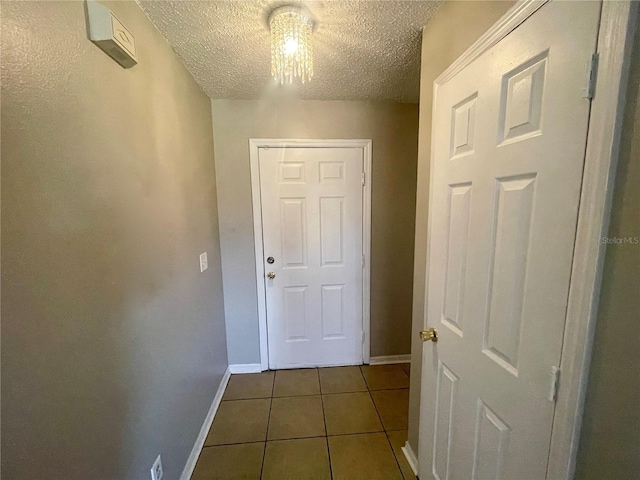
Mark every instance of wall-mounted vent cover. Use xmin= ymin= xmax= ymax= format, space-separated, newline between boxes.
xmin=86 ymin=1 xmax=137 ymax=69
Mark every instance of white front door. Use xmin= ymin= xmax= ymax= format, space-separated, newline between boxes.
xmin=259 ymin=146 xmax=365 ymax=369
xmin=419 ymin=2 xmax=600 ymax=478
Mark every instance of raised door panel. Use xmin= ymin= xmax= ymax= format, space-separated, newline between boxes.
xmin=432 ymin=361 xmax=459 ymax=480
xmin=499 ymin=52 xmax=547 ymax=145
xmin=280 ymin=198 xmax=308 ymax=268
xmin=442 ymin=183 xmax=473 ymax=336
xmin=279 ymin=162 xmax=306 ymax=183
xmin=283 ymin=286 xmax=309 ymax=342
xmin=472 ymin=400 xmax=511 ymax=480
xmin=321 ymin=284 xmax=346 ymax=339
xmin=450 ymin=93 xmax=478 ymax=159
xmin=483 ymin=175 xmax=536 ymax=376
xmin=320 ymin=197 xmax=344 ymax=266
xmin=319 ymin=161 xmax=345 ymax=183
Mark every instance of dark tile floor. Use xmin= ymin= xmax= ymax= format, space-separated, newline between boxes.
xmin=192 ymin=363 xmax=415 ymax=480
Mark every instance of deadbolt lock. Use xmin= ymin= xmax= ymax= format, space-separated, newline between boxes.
xmin=420 ymin=328 xmax=438 ymax=342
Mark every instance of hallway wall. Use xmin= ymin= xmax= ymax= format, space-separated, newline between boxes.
xmin=211 ymin=100 xmax=419 ymax=365
xmin=575 ymin=13 xmax=640 ymax=479
xmin=1 ymin=1 xmax=227 ymax=479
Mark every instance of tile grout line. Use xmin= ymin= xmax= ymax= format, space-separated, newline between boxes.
xmin=272 ymin=392 xmax=336 ymax=399
xmin=358 ymin=364 xmax=372 ymax=390
xmin=201 ymin=429 xmax=413 ymax=449
xmin=318 ymin=368 xmax=334 ymax=480
xmin=384 ymin=429 xmax=413 ymax=480
xmin=364 ymin=387 xmax=410 ymax=393
xmin=362 ymin=365 xmax=407 ymax=479
xmin=258 ymin=371 xmax=277 ymax=479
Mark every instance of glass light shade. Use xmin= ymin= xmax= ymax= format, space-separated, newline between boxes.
xmin=269 ymin=7 xmax=314 ymax=84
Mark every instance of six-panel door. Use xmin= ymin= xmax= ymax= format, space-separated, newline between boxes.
xmin=420 ymin=1 xmax=601 ymax=478
xmin=259 ymin=147 xmax=364 ymax=369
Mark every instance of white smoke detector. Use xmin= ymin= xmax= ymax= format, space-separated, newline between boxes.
xmin=86 ymin=1 xmax=137 ymax=69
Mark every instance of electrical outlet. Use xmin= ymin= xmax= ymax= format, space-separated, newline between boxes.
xmin=150 ymin=454 xmax=163 ymax=480
xmin=200 ymin=252 xmax=208 ymax=273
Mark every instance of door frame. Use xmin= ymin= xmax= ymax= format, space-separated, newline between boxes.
xmin=417 ymin=0 xmax=638 ymax=479
xmin=249 ymin=138 xmax=373 ymax=371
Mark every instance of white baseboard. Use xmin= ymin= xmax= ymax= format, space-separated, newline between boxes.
xmin=228 ymin=363 xmax=263 ymax=374
xmin=369 ymin=354 xmax=411 ymax=365
xmin=180 ymin=367 xmax=231 ymax=480
xmin=401 ymin=441 xmax=419 ymax=477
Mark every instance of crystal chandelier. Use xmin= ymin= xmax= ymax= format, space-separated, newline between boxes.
xmin=269 ymin=6 xmax=314 ymax=84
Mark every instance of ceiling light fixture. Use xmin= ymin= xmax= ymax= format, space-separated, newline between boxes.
xmin=269 ymin=6 xmax=314 ymax=84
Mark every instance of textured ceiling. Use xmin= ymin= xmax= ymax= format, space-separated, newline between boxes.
xmin=139 ymin=1 xmax=442 ymax=102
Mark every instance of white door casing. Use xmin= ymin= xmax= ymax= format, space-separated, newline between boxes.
xmin=253 ymin=141 xmax=371 ymax=369
xmin=418 ymin=1 xmax=601 ymax=479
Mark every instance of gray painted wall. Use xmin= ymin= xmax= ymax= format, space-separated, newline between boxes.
xmin=211 ymin=100 xmax=419 ymax=366
xmin=1 ymin=2 xmax=227 ymax=479
xmin=575 ymin=14 xmax=640 ymax=479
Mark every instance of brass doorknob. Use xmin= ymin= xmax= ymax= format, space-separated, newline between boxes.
xmin=420 ymin=328 xmax=438 ymax=342
xmin=267 ymin=272 xmax=276 ymax=279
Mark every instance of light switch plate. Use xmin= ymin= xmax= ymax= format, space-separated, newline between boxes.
xmin=200 ymin=252 xmax=208 ymax=273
